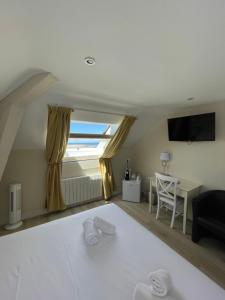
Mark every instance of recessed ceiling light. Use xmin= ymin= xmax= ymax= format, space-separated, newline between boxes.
xmin=187 ymin=97 xmax=195 ymax=101
xmin=84 ymin=57 xmax=96 ymax=66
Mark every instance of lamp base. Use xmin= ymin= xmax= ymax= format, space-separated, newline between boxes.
xmin=161 ymin=161 xmax=168 ymax=174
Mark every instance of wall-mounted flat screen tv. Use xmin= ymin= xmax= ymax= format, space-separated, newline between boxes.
xmin=168 ymin=112 xmax=215 ymax=141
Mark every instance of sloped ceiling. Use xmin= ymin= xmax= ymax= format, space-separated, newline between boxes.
xmin=2 ymin=0 xmax=225 ymax=149
xmin=13 ymin=94 xmax=148 ymax=149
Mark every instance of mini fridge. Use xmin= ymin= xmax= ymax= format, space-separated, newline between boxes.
xmin=122 ymin=180 xmax=141 ymax=203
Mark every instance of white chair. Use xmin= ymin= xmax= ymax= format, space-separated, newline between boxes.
xmin=155 ymin=172 xmax=183 ymax=229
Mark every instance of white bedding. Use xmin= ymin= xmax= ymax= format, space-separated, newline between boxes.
xmin=0 ymin=203 xmax=224 ymax=300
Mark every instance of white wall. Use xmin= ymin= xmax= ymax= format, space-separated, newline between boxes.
xmin=131 ymin=101 xmax=225 ymax=216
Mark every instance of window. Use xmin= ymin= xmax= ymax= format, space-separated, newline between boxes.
xmin=64 ymin=121 xmax=118 ymax=160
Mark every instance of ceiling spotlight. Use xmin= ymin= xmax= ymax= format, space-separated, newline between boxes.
xmin=187 ymin=97 xmax=195 ymax=101
xmin=84 ymin=57 xmax=96 ymax=65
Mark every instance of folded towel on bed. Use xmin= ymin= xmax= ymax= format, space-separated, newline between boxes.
xmin=133 ymin=283 xmax=154 ymax=300
xmin=83 ymin=218 xmax=100 ymax=246
xmin=94 ymin=216 xmax=116 ymax=235
xmin=148 ymin=269 xmax=172 ymax=297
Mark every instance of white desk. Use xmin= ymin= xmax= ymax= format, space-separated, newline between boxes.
xmin=149 ymin=176 xmax=202 ymax=234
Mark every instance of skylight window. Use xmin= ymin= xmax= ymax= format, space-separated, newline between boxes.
xmin=64 ymin=121 xmax=118 ymax=159
xmin=70 ymin=122 xmax=109 ymax=134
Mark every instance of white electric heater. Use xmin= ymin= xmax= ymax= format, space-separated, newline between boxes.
xmin=5 ymin=183 xmax=23 ymax=230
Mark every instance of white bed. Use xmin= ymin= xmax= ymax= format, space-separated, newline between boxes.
xmin=0 ymin=203 xmax=224 ymax=300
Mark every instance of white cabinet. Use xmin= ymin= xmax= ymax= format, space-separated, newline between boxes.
xmin=122 ymin=180 xmax=141 ymax=203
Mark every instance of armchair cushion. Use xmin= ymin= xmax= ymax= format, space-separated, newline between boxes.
xmin=192 ymin=190 xmax=225 ymax=243
xmin=198 ymin=217 xmax=225 ymax=240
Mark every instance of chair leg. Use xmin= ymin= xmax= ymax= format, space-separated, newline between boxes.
xmin=165 ymin=206 xmax=168 ymax=215
xmin=192 ymin=225 xmax=201 ymax=243
xmin=170 ymin=205 xmax=176 ymax=229
xmin=156 ymin=200 xmax=160 ymax=220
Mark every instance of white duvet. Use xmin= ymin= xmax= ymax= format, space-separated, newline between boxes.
xmin=0 ymin=204 xmax=224 ymax=300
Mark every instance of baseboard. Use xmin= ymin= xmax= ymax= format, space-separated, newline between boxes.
xmin=66 ymin=196 xmax=103 ymax=208
xmin=19 ymin=192 xmax=121 ymax=222
xmin=112 ymin=191 xmax=121 ymax=197
xmin=22 ymin=208 xmax=47 ymax=220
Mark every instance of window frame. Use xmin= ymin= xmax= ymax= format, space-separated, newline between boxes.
xmin=69 ymin=133 xmax=113 ymax=139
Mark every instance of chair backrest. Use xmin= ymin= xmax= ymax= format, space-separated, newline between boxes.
xmin=155 ymin=172 xmax=178 ymax=204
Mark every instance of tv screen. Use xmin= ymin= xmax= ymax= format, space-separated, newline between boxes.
xmin=168 ymin=113 xmax=215 ymax=141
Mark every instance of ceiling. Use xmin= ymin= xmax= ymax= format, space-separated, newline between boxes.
xmin=1 ymin=0 xmax=225 ymax=110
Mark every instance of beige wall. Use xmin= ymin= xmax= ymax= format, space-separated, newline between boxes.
xmin=62 ymin=149 xmax=130 ymax=193
xmin=0 ymin=148 xmax=129 ymax=225
xmin=0 ymin=150 xmax=47 ymax=225
xmin=62 ymin=159 xmax=100 ymax=178
xmin=112 ymin=147 xmax=132 ymax=192
xmin=4 ymin=101 xmax=224 ymax=225
xmin=131 ymin=101 xmax=225 ymax=217
xmin=62 ymin=148 xmax=131 ymax=195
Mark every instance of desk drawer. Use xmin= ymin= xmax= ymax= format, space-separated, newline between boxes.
xmin=177 ymin=189 xmax=186 ymax=198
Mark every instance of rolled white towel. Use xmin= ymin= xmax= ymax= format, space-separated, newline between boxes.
xmin=83 ymin=218 xmax=100 ymax=246
xmin=148 ymin=269 xmax=172 ymax=297
xmin=133 ymin=283 xmax=154 ymax=300
xmin=94 ymin=216 xmax=116 ymax=235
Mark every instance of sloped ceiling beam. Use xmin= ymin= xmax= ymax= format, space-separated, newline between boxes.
xmin=0 ymin=72 xmax=57 ymax=181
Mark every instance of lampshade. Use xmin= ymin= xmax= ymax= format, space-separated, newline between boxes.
xmin=160 ymin=152 xmax=170 ymax=161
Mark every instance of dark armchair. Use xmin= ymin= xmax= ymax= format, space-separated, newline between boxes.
xmin=192 ymin=190 xmax=225 ymax=243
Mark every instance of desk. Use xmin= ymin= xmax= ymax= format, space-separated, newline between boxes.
xmin=149 ymin=176 xmax=202 ymax=234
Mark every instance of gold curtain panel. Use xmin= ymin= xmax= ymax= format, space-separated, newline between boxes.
xmin=46 ymin=105 xmax=73 ymax=212
xmin=99 ymin=115 xmax=136 ymax=199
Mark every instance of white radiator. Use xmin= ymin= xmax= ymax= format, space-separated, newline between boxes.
xmin=61 ymin=175 xmax=102 ymax=206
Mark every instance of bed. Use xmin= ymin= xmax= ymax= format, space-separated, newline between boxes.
xmin=0 ymin=203 xmax=224 ymax=300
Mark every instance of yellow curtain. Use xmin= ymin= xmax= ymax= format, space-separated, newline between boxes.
xmin=99 ymin=115 xmax=136 ymax=199
xmin=46 ymin=105 xmax=73 ymax=212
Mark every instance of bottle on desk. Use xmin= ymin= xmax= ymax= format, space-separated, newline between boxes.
xmin=125 ymin=160 xmax=130 ymax=180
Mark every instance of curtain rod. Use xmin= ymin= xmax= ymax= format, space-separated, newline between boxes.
xmin=51 ymin=104 xmax=136 ymax=117
xmin=72 ymin=107 xmax=136 ymax=118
